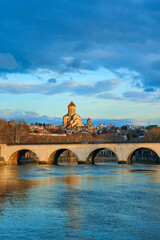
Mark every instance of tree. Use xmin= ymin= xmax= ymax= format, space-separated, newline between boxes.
xmin=121 ymin=125 xmax=127 ymax=130
xmin=7 ymin=120 xmax=30 ymax=144
xmin=144 ymin=127 xmax=160 ymax=142
xmin=0 ymin=119 xmax=9 ymax=143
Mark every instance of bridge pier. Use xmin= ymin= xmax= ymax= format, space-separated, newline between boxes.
xmin=78 ymin=161 xmax=87 ymax=164
xmin=118 ymin=161 xmax=127 ymax=164
xmin=0 ymin=156 xmax=5 ymax=165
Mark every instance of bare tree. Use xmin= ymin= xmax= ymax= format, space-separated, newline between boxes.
xmin=144 ymin=127 xmax=160 ymax=142
xmin=0 ymin=119 xmax=31 ymax=144
xmin=10 ymin=120 xmax=30 ymax=144
xmin=0 ymin=119 xmax=9 ymax=143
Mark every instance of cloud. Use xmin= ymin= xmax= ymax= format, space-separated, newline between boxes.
xmin=0 ymin=79 xmax=120 ymax=96
xmin=0 ymin=109 xmax=38 ymax=119
xmin=63 ymin=57 xmax=74 ymax=63
xmin=0 ymin=0 xmax=160 ymax=91
xmin=48 ymin=78 xmax=57 ymax=83
xmin=0 ymin=77 xmax=159 ymax=103
xmin=97 ymin=92 xmax=123 ymax=100
xmin=144 ymin=87 xmax=155 ymax=92
xmin=37 ymin=68 xmax=50 ymax=73
xmin=0 ymin=53 xmax=19 ymax=70
xmin=0 ymin=109 xmax=61 ymax=124
xmin=70 ymin=78 xmax=121 ymax=96
xmin=123 ymin=90 xmax=160 ymax=102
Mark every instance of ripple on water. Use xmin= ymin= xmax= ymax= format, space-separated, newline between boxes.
xmin=0 ymin=164 xmax=160 ymax=240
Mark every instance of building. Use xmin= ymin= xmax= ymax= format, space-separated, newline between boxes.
xmin=83 ymin=118 xmax=96 ymax=133
xmin=63 ymin=101 xmax=83 ymax=128
xmin=97 ymin=123 xmax=106 ymax=129
xmin=29 ymin=124 xmax=44 ymax=132
xmin=87 ymin=118 xmax=91 ymax=126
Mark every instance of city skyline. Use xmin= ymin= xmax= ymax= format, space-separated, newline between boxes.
xmin=0 ymin=0 xmax=159 ymax=125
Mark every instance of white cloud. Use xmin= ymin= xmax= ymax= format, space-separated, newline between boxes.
xmin=0 ymin=79 xmax=120 ymax=96
xmin=62 ymin=57 xmax=74 ymax=63
xmin=37 ymin=68 xmax=50 ymax=73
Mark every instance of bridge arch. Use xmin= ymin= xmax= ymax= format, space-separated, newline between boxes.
xmin=86 ymin=147 xmax=119 ymax=164
xmin=47 ymin=148 xmax=79 ymax=165
xmin=8 ymin=149 xmax=40 ymax=165
xmin=126 ymin=147 xmax=160 ymax=164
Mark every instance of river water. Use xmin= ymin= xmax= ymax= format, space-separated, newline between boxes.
xmin=0 ymin=163 xmax=160 ymax=240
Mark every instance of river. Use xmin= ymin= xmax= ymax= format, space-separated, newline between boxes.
xmin=0 ymin=163 xmax=160 ymax=239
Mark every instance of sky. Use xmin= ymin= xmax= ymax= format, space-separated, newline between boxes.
xmin=0 ymin=0 xmax=160 ymax=126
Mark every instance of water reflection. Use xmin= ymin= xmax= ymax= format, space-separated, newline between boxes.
xmin=0 ymin=164 xmax=160 ymax=239
xmin=62 ymin=175 xmax=81 ymax=188
xmin=61 ymin=172 xmax=82 ymax=232
xmin=0 ymin=166 xmax=40 ymax=217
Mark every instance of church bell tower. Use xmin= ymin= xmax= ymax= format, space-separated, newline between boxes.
xmin=68 ymin=101 xmax=76 ymax=115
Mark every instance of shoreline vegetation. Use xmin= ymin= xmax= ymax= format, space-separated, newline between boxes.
xmin=0 ymin=119 xmax=160 ymax=145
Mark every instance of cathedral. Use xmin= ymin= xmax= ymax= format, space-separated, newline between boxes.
xmin=63 ymin=101 xmax=83 ymax=128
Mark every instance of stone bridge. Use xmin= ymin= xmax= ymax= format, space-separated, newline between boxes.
xmin=0 ymin=142 xmax=160 ymax=165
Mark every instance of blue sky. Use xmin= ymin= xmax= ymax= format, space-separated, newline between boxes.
xmin=0 ymin=0 xmax=160 ymax=126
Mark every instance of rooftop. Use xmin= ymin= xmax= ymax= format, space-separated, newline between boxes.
xmin=68 ymin=101 xmax=76 ymax=107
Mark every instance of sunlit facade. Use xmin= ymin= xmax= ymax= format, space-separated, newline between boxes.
xmin=63 ymin=101 xmax=83 ymax=128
